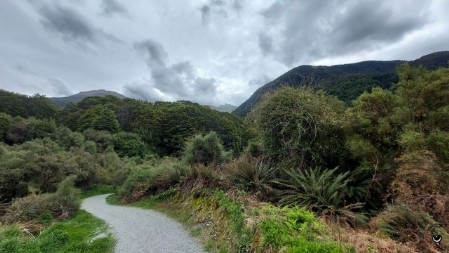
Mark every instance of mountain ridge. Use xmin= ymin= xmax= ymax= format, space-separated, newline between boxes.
xmin=50 ymin=89 xmax=126 ymax=107
xmin=233 ymin=51 xmax=449 ymax=116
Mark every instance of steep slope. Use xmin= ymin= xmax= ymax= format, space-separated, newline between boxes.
xmin=51 ymin=89 xmax=126 ymax=107
xmin=234 ymin=51 xmax=449 ymax=116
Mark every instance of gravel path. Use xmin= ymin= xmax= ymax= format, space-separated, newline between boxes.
xmin=81 ymin=194 xmax=205 ymax=253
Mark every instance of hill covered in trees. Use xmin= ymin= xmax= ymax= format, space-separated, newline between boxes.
xmin=234 ymin=51 xmax=449 ymax=116
xmin=50 ymin=90 xmax=127 ymax=107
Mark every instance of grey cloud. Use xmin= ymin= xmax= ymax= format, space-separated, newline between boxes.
xmin=124 ymin=81 xmax=167 ymax=102
xmin=33 ymin=2 xmax=121 ymax=45
xmin=258 ymin=32 xmax=273 ymax=56
xmin=200 ymin=5 xmax=211 ymax=25
xmin=232 ymin=0 xmax=243 ymax=12
xmin=249 ymin=75 xmax=271 ymax=86
xmin=129 ymin=39 xmax=217 ymax=103
xmin=134 ymin=40 xmax=168 ymax=67
xmin=261 ymin=0 xmax=431 ymax=65
xmin=100 ymin=0 xmax=129 ymax=17
xmin=48 ymin=78 xmax=71 ymax=96
xmin=199 ymin=0 xmax=228 ymax=25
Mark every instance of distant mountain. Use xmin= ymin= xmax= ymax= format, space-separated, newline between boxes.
xmin=209 ymin=104 xmax=237 ymax=113
xmin=51 ymin=89 xmax=126 ymax=107
xmin=233 ymin=51 xmax=449 ymax=116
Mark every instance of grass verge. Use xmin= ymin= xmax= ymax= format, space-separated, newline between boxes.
xmin=109 ymin=188 xmax=354 ymax=253
xmin=0 ymin=210 xmax=115 ymax=253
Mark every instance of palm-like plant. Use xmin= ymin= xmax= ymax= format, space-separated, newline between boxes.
xmin=275 ymin=167 xmax=364 ymax=217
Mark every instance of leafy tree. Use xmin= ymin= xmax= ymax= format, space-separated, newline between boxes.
xmin=82 ymin=128 xmax=113 ymax=152
xmin=0 ymin=112 xmax=12 ymax=142
xmin=113 ymin=132 xmax=148 ymax=158
xmin=27 ymin=118 xmax=56 ymax=140
xmin=78 ymin=105 xmax=120 ymax=133
xmin=0 ymin=90 xmax=58 ymax=119
xmin=343 ymin=87 xmax=401 ymax=168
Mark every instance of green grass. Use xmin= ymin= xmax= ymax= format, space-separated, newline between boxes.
xmin=81 ymin=185 xmax=115 ymax=199
xmin=0 ymin=210 xmax=115 ymax=253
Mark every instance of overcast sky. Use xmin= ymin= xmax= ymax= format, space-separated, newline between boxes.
xmin=0 ymin=0 xmax=448 ymax=106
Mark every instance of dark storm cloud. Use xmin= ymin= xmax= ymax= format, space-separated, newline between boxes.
xmin=258 ymin=32 xmax=273 ymax=56
xmin=100 ymin=0 xmax=129 ymax=17
xmin=32 ymin=2 xmax=121 ymax=45
xmin=126 ymin=39 xmax=217 ymax=102
xmin=260 ymin=0 xmax=432 ymax=65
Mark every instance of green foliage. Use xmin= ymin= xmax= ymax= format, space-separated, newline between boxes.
xmin=0 ymin=210 xmax=114 ymax=253
xmin=2 ymin=176 xmax=81 ymax=223
xmin=377 ymin=204 xmax=448 ymax=251
xmin=287 ymin=240 xmax=352 ymax=253
xmin=275 ymin=167 xmax=365 ymax=218
xmin=0 ymin=90 xmax=58 ymax=119
xmin=118 ymin=158 xmax=185 ymax=202
xmin=112 ymin=132 xmax=148 ymax=158
xmin=251 ymin=87 xmax=347 ymax=169
xmin=0 ymin=113 xmax=12 ymax=142
xmin=258 ymin=204 xmax=351 ymax=252
xmin=225 ymin=156 xmax=276 ymax=197
xmin=343 ymin=87 xmax=400 ymax=167
xmin=78 ymin=106 xmax=120 ymax=133
xmin=82 ymin=129 xmax=113 ymax=152
xmin=83 ymin=140 xmax=97 ymax=154
xmin=184 ymin=131 xmax=230 ymax=166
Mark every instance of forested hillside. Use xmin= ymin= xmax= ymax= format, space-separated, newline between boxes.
xmin=234 ymin=51 xmax=449 ymax=116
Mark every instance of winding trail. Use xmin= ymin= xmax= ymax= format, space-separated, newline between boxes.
xmin=82 ymin=194 xmax=205 ymax=253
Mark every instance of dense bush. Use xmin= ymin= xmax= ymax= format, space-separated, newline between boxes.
xmin=184 ymin=131 xmax=230 ymax=166
xmin=377 ymin=204 xmax=448 ymax=252
xmin=118 ymin=158 xmax=185 ymax=202
xmin=250 ymin=87 xmax=348 ymax=169
xmin=2 ymin=176 xmax=81 ymax=223
xmin=113 ymin=132 xmax=149 ymax=158
xmin=224 ymin=156 xmax=276 ymax=197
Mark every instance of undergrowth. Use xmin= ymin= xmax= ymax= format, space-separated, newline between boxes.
xmin=0 ymin=210 xmax=114 ymax=253
xmin=116 ymin=188 xmax=354 ymax=253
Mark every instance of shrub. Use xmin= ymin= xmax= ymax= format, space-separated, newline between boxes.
xmin=257 ymin=204 xmax=352 ymax=252
xmin=184 ymin=131 xmax=230 ymax=166
xmin=275 ymin=167 xmax=365 ymax=220
xmin=224 ymin=156 xmax=276 ymax=198
xmin=2 ymin=176 xmax=81 ymax=223
xmin=377 ymin=204 xmax=448 ymax=252
xmin=1 ymin=193 xmax=51 ymax=224
xmin=82 ymin=140 xmax=97 ymax=154
xmin=113 ymin=132 xmax=148 ymax=158
xmin=250 ymin=87 xmax=347 ymax=169
xmin=82 ymin=128 xmax=113 ymax=152
xmin=48 ymin=176 xmax=81 ymax=219
xmin=118 ymin=159 xmax=184 ymax=202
